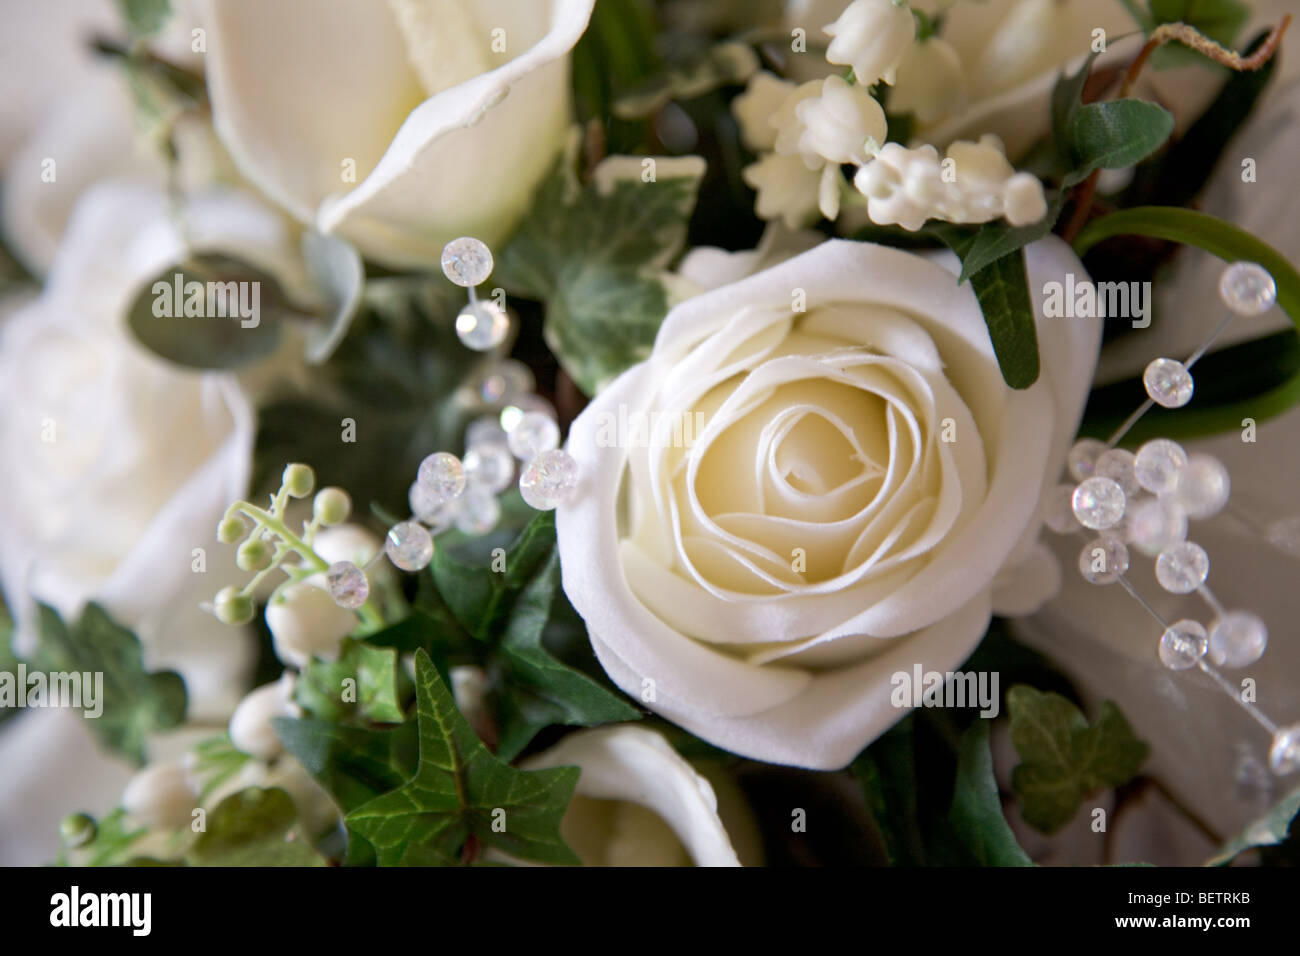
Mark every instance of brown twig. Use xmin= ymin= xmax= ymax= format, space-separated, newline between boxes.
xmin=1121 ymin=15 xmax=1292 ymax=98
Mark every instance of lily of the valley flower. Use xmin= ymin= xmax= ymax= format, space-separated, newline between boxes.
xmin=738 ymin=73 xmax=886 ymax=225
xmin=823 ymin=0 xmax=916 ymax=87
xmin=853 ymin=135 xmax=1047 ymax=231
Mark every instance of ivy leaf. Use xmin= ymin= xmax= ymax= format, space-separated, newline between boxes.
xmin=188 ymin=787 xmax=327 ymax=867
xmin=1008 ymin=686 xmax=1149 ymax=834
xmin=496 ymin=153 xmax=706 ymax=395
xmin=1064 ymin=99 xmax=1175 ymax=187
xmin=345 ymin=651 xmax=580 ymax=866
xmin=295 ymin=640 xmax=408 ymax=724
xmin=34 ymin=602 xmax=187 ymax=766
xmin=943 ymin=720 xmax=1035 ymax=866
xmin=1208 ymin=786 xmax=1300 ymax=865
xmin=274 ymin=717 xmax=419 ymax=865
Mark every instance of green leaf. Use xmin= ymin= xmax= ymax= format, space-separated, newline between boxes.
xmin=944 ymin=721 xmax=1035 ymax=866
xmin=570 ymin=0 xmax=660 ymax=130
xmin=1051 ymin=51 xmax=1101 ymax=161
xmin=1207 ymin=786 xmax=1300 ymax=865
xmin=613 ymin=42 xmax=758 ymax=119
xmin=496 ymin=153 xmax=705 ymax=395
xmin=274 ymin=716 xmax=419 ymax=865
xmin=125 ymin=254 xmax=287 ymax=370
xmin=296 ymin=640 xmax=408 ymax=724
xmin=493 ymin=553 xmax=640 ymax=761
xmin=1075 ymin=207 xmax=1300 ymax=441
xmin=188 ymin=787 xmax=327 ymax=867
xmin=1064 ymin=99 xmax=1175 ymax=186
xmin=117 ymin=0 xmax=171 ymax=36
xmin=1148 ymin=0 xmax=1249 ymax=69
xmin=1008 ymin=686 xmax=1149 ymax=834
xmin=188 ymin=734 xmax=254 ymax=801
xmin=930 ymin=228 xmax=1041 ymax=389
xmin=1118 ymin=0 xmax=1156 ymax=32
xmin=966 ymin=249 xmax=1040 ymax=390
xmin=423 ymin=511 xmax=638 ymax=759
xmin=345 ymin=651 xmax=580 ymax=866
xmin=34 ymin=603 xmax=187 ymax=766
xmin=851 ymin=717 xmax=926 ymax=866
xmin=274 ymin=718 xmax=418 ymax=815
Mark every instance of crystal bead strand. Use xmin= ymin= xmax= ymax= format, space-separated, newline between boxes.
xmin=1049 ymin=262 xmax=1298 ymax=775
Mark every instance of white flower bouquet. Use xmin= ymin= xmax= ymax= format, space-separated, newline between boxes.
xmin=1 ymin=0 xmax=1298 ymax=876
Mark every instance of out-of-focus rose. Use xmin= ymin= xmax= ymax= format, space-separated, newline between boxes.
xmin=0 ymin=182 xmax=308 ymax=717
xmin=198 ymin=0 xmax=596 ymax=268
xmin=557 ymin=238 xmax=1100 ymax=768
xmin=521 ymin=725 xmax=758 ymax=866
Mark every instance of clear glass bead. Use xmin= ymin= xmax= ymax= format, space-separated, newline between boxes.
xmin=454 ymin=484 xmax=501 ymax=536
xmin=1158 ymin=619 xmax=1208 ymax=670
xmin=1078 ymin=537 xmax=1129 ymax=585
xmin=409 ymin=481 xmax=453 ymax=527
xmin=464 ymin=442 xmax=515 ymax=494
xmin=1143 ymin=357 xmax=1194 ymax=408
xmin=1154 ymin=540 xmax=1209 ymax=594
xmin=1133 ymin=438 xmax=1188 ymax=495
xmin=385 ymin=520 xmax=434 ymax=571
xmin=508 ymin=412 xmax=561 ymax=460
xmin=1208 ymin=611 xmax=1268 ymax=668
xmin=326 ymin=561 xmax=369 ymax=609
xmin=1067 ymin=438 xmax=1108 ymax=481
xmin=1071 ymin=476 xmax=1126 ymax=530
xmin=417 ymin=452 xmax=466 ymax=504
xmin=466 ymin=414 xmax=509 ymax=451
xmin=1269 ymin=724 xmax=1300 ymax=775
xmin=477 ymin=359 xmax=535 ymax=405
xmin=440 ymin=237 xmax=493 ymax=287
xmin=1095 ymin=448 xmax=1140 ymax=496
xmin=500 ymin=394 xmax=557 ymax=434
xmin=1042 ymin=483 xmax=1080 ymax=534
xmin=455 ymin=301 xmax=510 ymax=351
xmin=1265 ymin=515 xmax=1300 ymax=557
xmin=1173 ymin=453 xmax=1230 ymax=519
xmin=1126 ymin=495 xmax=1188 ymax=557
xmin=519 ymin=448 xmax=579 ymax=510
xmin=1219 ymin=261 xmax=1277 ymax=316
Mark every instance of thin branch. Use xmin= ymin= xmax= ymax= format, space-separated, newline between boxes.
xmin=1121 ymin=15 xmax=1292 ymax=98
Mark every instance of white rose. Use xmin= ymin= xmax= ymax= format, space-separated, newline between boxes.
xmin=521 ymin=726 xmax=751 ymax=866
xmin=906 ymin=0 xmax=1220 ymax=159
xmin=0 ymin=182 xmax=310 ymax=718
xmin=557 ymin=238 xmax=1100 ymax=768
xmin=198 ymin=0 xmax=596 ymax=268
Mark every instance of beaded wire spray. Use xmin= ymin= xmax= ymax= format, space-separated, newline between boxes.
xmin=1045 ymin=261 xmax=1299 ymax=777
xmin=327 ymin=238 xmax=579 ymax=599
